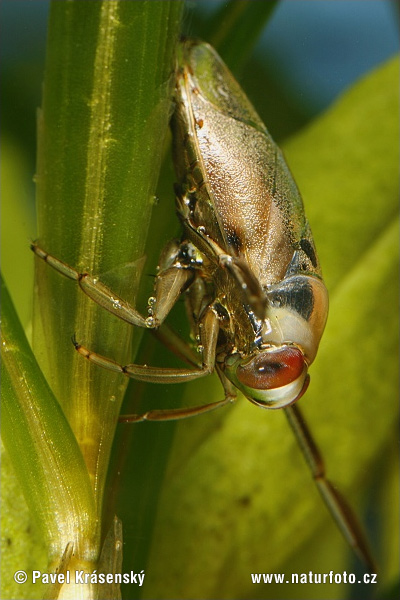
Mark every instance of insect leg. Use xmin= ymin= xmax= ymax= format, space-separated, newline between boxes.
xmin=119 ymin=393 xmax=235 ymax=423
xmin=147 ymin=263 xmax=194 ymax=328
xmin=31 ymin=242 xmax=193 ymax=328
xmin=74 ymin=306 xmax=219 ymax=384
xmin=285 ymin=404 xmax=375 ymax=571
xmin=119 ymin=310 xmax=237 ymax=422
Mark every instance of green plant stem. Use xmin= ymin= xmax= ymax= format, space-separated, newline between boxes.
xmin=33 ymin=1 xmax=183 ymax=533
xmin=1 ymin=275 xmax=96 ymax=568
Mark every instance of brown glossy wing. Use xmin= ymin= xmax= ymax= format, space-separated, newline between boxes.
xmin=173 ymin=41 xmax=317 ymax=287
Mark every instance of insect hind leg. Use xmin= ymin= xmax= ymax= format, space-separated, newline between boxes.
xmin=119 ymin=392 xmax=235 ymax=423
xmin=285 ymin=404 xmax=376 ymax=571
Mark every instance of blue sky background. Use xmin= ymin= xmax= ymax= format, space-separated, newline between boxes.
xmin=257 ymin=0 xmax=399 ymax=113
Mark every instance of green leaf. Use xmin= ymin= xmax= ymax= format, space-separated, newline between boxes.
xmin=138 ymin=58 xmax=398 ymax=600
xmin=1 ymin=275 xmax=96 ymax=589
xmin=0 ymin=138 xmax=35 ymax=328
xmin=0 ymin=441 xmax=47 ymax=600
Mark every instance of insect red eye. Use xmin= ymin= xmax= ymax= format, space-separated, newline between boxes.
xmin=236 ymin=347 xmax=305 ymax=390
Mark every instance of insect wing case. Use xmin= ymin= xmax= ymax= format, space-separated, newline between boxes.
xmin=173 ymin=41 xmax=328 ymax=366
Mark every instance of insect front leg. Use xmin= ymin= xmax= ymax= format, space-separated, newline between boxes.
xmin=31 ymin=241 xmax=193 ymax=329
xmin=285 ymin=404 xmax=375 ymax=571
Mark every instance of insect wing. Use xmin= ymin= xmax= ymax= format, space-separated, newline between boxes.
xmin=174 ymin=41 xmax=319 ymax=287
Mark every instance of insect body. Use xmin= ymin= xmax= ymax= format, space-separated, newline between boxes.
xmin=32 ymin=40 xmax=373 ymax=568
xmin=171 ymin=40 xmax=328 ymax=409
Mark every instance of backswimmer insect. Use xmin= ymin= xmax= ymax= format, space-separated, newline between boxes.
xmin=31 ymin=40 xmax=374 ymax=569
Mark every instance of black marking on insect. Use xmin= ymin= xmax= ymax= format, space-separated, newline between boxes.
xmin=300 ymin=238 xmax=318 ymax=268
xmin=267 ymin=279 xmax=315 ymax=322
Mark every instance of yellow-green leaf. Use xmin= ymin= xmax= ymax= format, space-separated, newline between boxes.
xmin=141 ymin=57 xmax=398 ymax=600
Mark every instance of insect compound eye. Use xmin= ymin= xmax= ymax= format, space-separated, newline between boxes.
xmin=236 ymin=347 xmax=305 ymax=390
